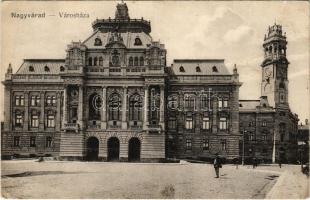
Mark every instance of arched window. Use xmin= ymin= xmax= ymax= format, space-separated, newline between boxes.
xmin=89 ymin=93 xmax=101 ymax=120
xmin=88 ymin=57 xmax=92 ymax=66
xmin=139 ymin=57 xmax=144 ymax=66
xmin=29 ymin=66 xmax=34 ymax=72
xmin=108 ymin=93 xmax=121 ymax=121
xmin=60 ymin=66 xmax=65 ymax=72
xmin=129 ymin=94 xmax=143 ymax=121
xmin=94 ymin=38 xmax=102 ymax=46
xmin=134 ymin=57 xmax=139 ymax=66
xmin=212 ymin=66 xmax=218 ymax=72
xmin=179 ymin=66 xmax=185 ymax=72
xmin=134 ymin=37 xmax=142 ymax=46
xmin=129 ymin=57 xmax=133 ymax=66
xmin=94 ymin=57 xmax=98 ymax=66
xmin=196 ymin=66 xmax=201 ymax=72
xmin=99 ymin=57 xmax=103 ymax=66
xmin=44 ymin=66 xmax=50 ymax=72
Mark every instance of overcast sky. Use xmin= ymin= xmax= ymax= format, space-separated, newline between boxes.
xmin=1 ymin=1 xmax=309 ymax=122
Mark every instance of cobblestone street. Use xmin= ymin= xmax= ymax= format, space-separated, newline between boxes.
xmin=2 ymin=160 xmax=305 ymax=199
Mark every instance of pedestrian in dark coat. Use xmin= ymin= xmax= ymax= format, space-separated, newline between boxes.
xmin=213 ymin=154 xmax=222 ymax=178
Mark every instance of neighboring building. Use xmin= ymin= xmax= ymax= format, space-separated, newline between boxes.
xmin=1 ymin=2 xmax=299 ymax=163
xmin=239 ymin=24 xmax=299 ymax=163
xmin=298 ymin=119 xmax=309 ymax=163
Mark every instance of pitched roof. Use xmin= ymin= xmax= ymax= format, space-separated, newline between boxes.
xmin=171 ymin=59 xmax=230 ymax=75
xmin=16 ymin=59 xmax=65 ymax=75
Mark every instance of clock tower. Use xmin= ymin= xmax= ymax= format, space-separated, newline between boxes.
xmin=261 ymin=23 xmax=289 ymax=109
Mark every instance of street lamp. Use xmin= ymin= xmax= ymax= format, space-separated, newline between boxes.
xmin=242 ymin=130 xmax=247 ymax=165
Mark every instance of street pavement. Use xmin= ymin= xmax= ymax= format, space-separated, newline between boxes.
xmin=1 ymin=160 xmax=308 ymax=199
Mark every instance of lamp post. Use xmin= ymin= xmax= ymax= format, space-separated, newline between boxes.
xmin=242 ymin=130 xmax=247 ymax=165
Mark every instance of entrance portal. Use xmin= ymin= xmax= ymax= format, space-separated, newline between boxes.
xmin=128 ymin=137 xmax=141 ymax=162
xmin=107 ymin=137 xmax=120 ymax=161
xmin=86 ymin=137 xmax=99 ymax=161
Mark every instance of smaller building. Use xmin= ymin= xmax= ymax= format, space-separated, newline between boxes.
xmin=298 ymin=119 xmax=309 ymax=164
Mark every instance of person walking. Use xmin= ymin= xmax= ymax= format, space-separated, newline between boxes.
xmin=213 ymin=153 xmax=222 ymax=178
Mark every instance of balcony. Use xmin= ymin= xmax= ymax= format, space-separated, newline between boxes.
xmin=63 ymin=123 xmax=79 ymax=132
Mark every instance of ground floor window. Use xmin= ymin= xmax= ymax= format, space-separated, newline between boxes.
xmin=221 ymin=140 xmax=227 ymax=151
xmin=13 ymin=136 xmax=20 ymax=147
xmin=202 ymin=139 xmax=209 ymax=150
xmin=30 ymin=136 xmax=36 ymax=147
xmin=186 ymin=139 xmax=192 ymax=150
xmin=46 ymin=137 xmax=52 ymax=148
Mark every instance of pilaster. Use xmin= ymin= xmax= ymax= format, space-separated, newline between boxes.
xmin=101 ymin=86 xmax=107 ymax=129
xmin=23 ymin=91 xmax=29 ymax=131
xmin=121 ymin=86 xmax=128 ymax=129
xmin=143 ymin=85 xmax=149 ymax=129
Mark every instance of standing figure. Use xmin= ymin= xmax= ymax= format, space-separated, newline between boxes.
xmin=213 ymin=153 xmax=222 ymax=178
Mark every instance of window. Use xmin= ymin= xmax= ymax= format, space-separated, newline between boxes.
xmin=60 ymin=66 xmax=65 ymax=72
xmin=52 ymin=96 xmax=56 ymax=105
xmin=109 ymin=93 xmax=121 ymax=121
xmin=184 ymin=95 xmax=195 ymax=109
xmin=31 ymin=96 xmax=40 ymax=106
xmin=46 ymin=137 xmax=52 ymax=148
xmin=202 ymin=117 xmax=210 ymax=130
xmin=129 ymin=94 xmax=143 ymax=121
xmin=168 ymin=95 xmax=178 ymax=110
xmin=15 ymin=111 xmax=23 ymax=127
xmin=249 ymin=133 xmax=254 ymax=141
xmin=94 ymin=57 xmax=98 ymax=66
xmin=262 ymin=134 xmax=267 ymax=141
xmin=30 ymin=136 xmax=36 ymax=147
xmin=185 ymin=116 xmax=193 ymax=130
xmin=44 ymin=66 xmax=50 ymax=72
xmin=196 ymin=66 xmax=201 ymax=72
xmin=262 ymin=121 xmax=267 ymax=127
xmin=200 ymin=95 xmax=209 ymax=110
xmin=134 ymin=37 xmax=142 ymax=46
xmin=99 ymin=57 xmax=103 ymax=66
xmin=29 ymin=66 xmax=34 ymax=72
xmin=212 ymin=66 xmax=218 ymax=72
xmin=47 ymin=111 xmax=55 ymax=128
xmin=223 ymin=99 xmax=228 ymax=108
xmin=179 ymin=66 xmax=185 ymax=72
xmin=15 ymin=95 xmax=24 ymax=106
xmin=280 ymin=93 xmax=285 ymax=103
xmin=202 ymin=139 xmax=209 ymax=150
xmin=88 ymin=57 xmax=92 ymax=66
xmin=186 ymin=139 xmax=192 ymax=150
xmin=219 ymin=117 xmax=227 ymax=130
xmin=13 ymin=136 xmax=20 ymax=147
xmin=218 ymin=99 xmax=228 ymax=109
xmin=128 ymin=57 xmax=133 ymax=66
xmin=31 ymin=111 xmax=39 ymax=128
xmin=94 ymin=38 xmax=102 ymax=46
xmin=139 ymin=57 xmax=144 ymax=66
xmin=168 ymin=118 xmax=176 ymax=129
xmin=280 ymin=134 xmax=285 ymax=142
xmin=134 ymin=57 xmax=138 ymax=66
xmin=221 ymin=140 xmax=226 ymax=150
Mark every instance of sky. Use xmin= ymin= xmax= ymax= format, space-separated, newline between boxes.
xmin=1 ymin=1 xmax=309 ymax=123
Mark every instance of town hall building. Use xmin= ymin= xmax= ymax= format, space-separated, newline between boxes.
xmin=1 ymin=2 xmax=299 ymax=163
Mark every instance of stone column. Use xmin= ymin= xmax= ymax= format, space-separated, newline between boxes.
xmin=62 ymin=86 xmax=68 ymax=127
xmin=23 ymin=91 xmax=29 ymax=131
xmin=159 ymin=85 xmax=165 ymax=129
xmin=121 ymin=86 xmax=128 ymax=129
xmin=101 ymin=87 xmax=107 ymax=129
xmin=78 ymin=85 xmax=83 ymax=130
xmin=56 ymin=91 xmax=61 ymax=131
xmin=3 ymin=86 xmax=12 ymax=131
xmin=39 ymin=91 xmax=45 ymax=130
xmin=143 ymin=85 xmax=149 ymax=130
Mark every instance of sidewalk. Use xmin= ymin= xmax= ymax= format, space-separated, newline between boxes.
xmin=265 ymin=169 xmax=309 ymax=199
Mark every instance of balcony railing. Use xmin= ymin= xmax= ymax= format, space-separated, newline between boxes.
xmin=63 ymin=123 xmax=79 ymax=132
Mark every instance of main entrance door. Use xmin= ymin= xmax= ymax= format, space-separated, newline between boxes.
xmin=86 ymin=137 xmax=99 ymax=161
xmin=128 ymin=137 xmax=141 ymax=162
xmin=107 ymin=137 xmax=120 ymax=161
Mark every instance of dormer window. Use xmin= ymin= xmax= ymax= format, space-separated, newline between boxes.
xmin=94 ymin=38 xmax=102 ymax=46
xmin=60 ymin=66 xmax=65 ymax=72
xmin=29 ymin=66 xmax=34 ymax=72
xmin=212 ymin=66 xmax=218 ymax=72
xmin=44 ymin=66 xmax=50 ymax=72
xmin=179 ymin=66 xmax=185 ymax=72
xmin=134 ymin=37 xmax=142 ymax=46
xmin=196 ymin=66 xmax=201 ymax=72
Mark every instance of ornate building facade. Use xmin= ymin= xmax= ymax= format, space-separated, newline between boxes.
xmin=1 ymin=3 xmax=299 ymax=163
